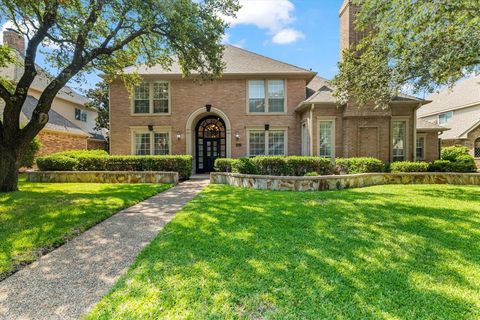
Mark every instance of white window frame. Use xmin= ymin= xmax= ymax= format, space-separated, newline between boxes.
xmin=131 ymin=81 xmax=171 ymax=115
xmin=301 ymin=121 xmax=308 ymax=156
xmin=317 ymin=117 xmax=336 ymax=159
xmin=130 ymin=126 xmax=172 ymax=155
xmin=438 ymin=111 xmax=453 ymax=125
xmin=246 ymin=127 xmax=288 ymax=157
xmin=246 ymin=79 xmax=287 ymax=114
xmin=391 ymin=118 xmax=409 ymax=162
xmin=416 ymin=134 xmax=426 ymax=161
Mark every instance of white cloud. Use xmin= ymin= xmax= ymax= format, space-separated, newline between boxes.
xmin=223 ymin=0 xmax=304 ymax=45
xmin=272 ymin=28 xmax=304 ymax=44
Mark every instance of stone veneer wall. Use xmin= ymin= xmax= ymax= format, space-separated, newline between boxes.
xmin=211 ymin=172 xmax=480 ymax=192
xmin=27 ymin=171 xmax=178 ymax=184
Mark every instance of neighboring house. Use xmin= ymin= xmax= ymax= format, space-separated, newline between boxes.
xmin=417 ymin=75 xmax=480 ymax=166
xmin=0 ymin=30 xmax=106 ymax=155
xmin=108 ymin=0 xmax=443 ymax=173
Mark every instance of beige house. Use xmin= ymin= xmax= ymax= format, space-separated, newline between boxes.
xmin=418 ymin=75 xmax=480 ymax=166
xmin=1 ymin=30 xmax=106 ymax=155
xmin=109 ymin=0 xmax=443 ymax=172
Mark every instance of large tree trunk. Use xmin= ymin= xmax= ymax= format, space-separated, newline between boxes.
xmin=0 ymin=145 xmax=20 ymax=192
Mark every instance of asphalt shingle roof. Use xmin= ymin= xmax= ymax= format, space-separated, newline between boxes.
xmin=416 ymin=118 xmax=449 ymax=131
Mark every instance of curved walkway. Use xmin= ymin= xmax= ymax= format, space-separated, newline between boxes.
xmin=0 ymin=176 xmax=209 ymax=320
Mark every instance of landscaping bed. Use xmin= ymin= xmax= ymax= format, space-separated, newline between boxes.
xmin=87 ymin=184 xmax=480 ymax=319
xmin=0 ymin=175 xmax=170 ymax=280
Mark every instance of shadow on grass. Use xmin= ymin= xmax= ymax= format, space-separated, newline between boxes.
xmin=89 ymin=184 xmax=480 ymax=319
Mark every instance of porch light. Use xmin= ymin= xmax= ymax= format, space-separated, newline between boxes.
xmin=176 ymin=131 xmax=181 ymax=140
xmin=235 ymin=131 xmax=240 ymax=140
xmin=205 ymin=104 xmax=212 ymax=112
xmin=148 ymin=124 xmax=154 ymax=131
xmin=264 ymin=124 xmax=270 ymax=131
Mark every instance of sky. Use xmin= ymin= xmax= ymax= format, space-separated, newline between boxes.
xmin=0 ymin=0 xmax=344 ymax=94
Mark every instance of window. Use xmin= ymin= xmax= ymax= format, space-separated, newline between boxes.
xmin=133 ymin=131 xmax=170 ymax=155
xmin=392 ymin=120 xmax=407 ymax=161
xmin=75 ymin=108 xmax=87 ymax=122
xmin=475 ymin=138 xmax=480 ymax=158
xmin=438 ymin=111 xmax=453 ymax=125
xmin=81 ymin=112 xmax=87 ymax=122
xmin=248 ymin=80 xmax=285 ymax=113
xmin=248 ymin=130 xmax=286 ymax=156
xmin=416 ymin=135 xmax=426 ymax=160
xmin=133 ymin=81 xmax=170 ymax=114
xmin=318 ymin=120 xmax=335 ymax=158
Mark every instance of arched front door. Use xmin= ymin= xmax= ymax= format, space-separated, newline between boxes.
xmin=195 ymin=116 xmax=226 ymax=173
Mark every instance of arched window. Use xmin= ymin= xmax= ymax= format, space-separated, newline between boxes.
xmin=475 ymin=138 xmax=480 ymax=158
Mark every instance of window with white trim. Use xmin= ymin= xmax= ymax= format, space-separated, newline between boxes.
xmin=475 ymin=138 xmax=480 ymax=158
xmin=248 ymin=130 xmax=286 ymax=156
xmin=416 ymin=136 xmax=426 ymax=160
xmin=392 ymin=120 xmax=407 ymax=161
xmin=133 ymin=131 xmax=170 ymax=155
xmin=438 ymin=111 xmax=453 ymax=125
xmin=75 ymin=108 xmax=87 ymax=122
xmin=133 ymin=81 xmax=170 ymax=114
xmin=318 ymin=120 xmax=334 ymax=158
xmin=248 ymin=80 xmax=285 ymax=113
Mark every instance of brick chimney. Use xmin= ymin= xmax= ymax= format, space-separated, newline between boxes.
xmin=3 ymin=29 xmax=25 ymax=55
xmin=339 ymin=0 xmax=362 ymax=56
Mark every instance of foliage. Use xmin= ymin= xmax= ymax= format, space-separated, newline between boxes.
xmin=251 ymin=156 xmax=289 ymax=176
xmin=36 ymin=152 xmax=193 ymax=180
xmin=20 ymin=137 xmax=41 ymax=168
xmin=332 ymin=0 xmax=480 ymax=107
xmin=335 ymin=157 xmax=384 ymax=174
xmin=390 ymin=161 xmax=429 ymax=173
xmin=441 ymin=146 xmax=471 ymax=162
xmin=304 ymin=171 xmax=320 ymax=177
xmin=285 ymin=156 xmax=334 ymax=176
xmin=0 ymin=176 xmax=169 ymax=279
xmin=87 ymin=184 xmax=480 ymax=319
xmin=214 ymin=158 xmax=236 ymax=173
xmin=85 ymin=80 xmax=109 ymax=132
xmin=231 ymin=158 xmax=257 ymax=175
xmin=429 ymin=146 xmax=478 ymax=172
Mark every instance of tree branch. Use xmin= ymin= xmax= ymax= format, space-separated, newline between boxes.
xmin=0 ymin=82 xmax=11 ymax=101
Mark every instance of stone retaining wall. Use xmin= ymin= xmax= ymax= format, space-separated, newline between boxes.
xmin=210 ymin=172 xmax=480 ymax=192
xmin=27 ymin=171 xmax=178 ymax=184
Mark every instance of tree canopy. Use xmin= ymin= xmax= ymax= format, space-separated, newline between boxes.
xmin=332 ymin=0 xmax=480 ymax=107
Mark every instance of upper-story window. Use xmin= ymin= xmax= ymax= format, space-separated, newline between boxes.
xmin=248 ymin=80 xmax=285 ymax=113
xmin=438 ymin=111 xmax=453 ymax=125
xmin=75 ymin=108 xmax=87 ymax=122
xmin=133 ymin=81 xmax=170 ymax=114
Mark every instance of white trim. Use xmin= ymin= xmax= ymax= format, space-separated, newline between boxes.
xmin=130 ymin=127 xmax=172 ymax=155
xmin=437 ymin=111 xmax=453 ymax=125
xmin=131 ymin=81 xmax=171 ymax=116
xmin=391 ymin=117 xmax=410 ymax=162
xmin=246 ymin=127 xmax=288 ymax=157
xmin=246 ymin=79 xmax=288 ymax=115
xmin=317 ymin=117 xmax=336 ymax=159
xmin=301 ymin=120 xmax=308 ymax=156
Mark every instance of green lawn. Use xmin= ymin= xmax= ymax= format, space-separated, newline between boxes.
xmin=0 ymin=176 xmax=169 ymax=279
xmin=88 ymin=184 xmax=480 ymax=319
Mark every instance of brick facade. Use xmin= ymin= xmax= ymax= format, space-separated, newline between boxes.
xmin=442 ymin=124 xmax=480 ymax=167
xmin=37 ymin=130 xmax=88 ymax=156
xmin=87 ymin=139 xmax=107 ymax=151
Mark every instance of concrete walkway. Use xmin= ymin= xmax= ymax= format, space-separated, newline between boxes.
xmin=0 ymin=177 xmax=209 ymax=320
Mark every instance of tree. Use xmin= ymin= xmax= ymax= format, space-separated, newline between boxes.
xmin=332 ymin=0 xmax=480 ymax=107
xmin=0 ymin=0 xmax=239 ymax=192
xmin=85 ymin=80 xmax=109 ymax=133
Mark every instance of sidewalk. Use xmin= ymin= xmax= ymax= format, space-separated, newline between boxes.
xmin=0 ymin=177 xmax=209 ymax=320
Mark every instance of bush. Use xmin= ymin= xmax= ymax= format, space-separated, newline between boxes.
xmin=335 ymin=157 xmax=384 ymax=174
xmin=286 ymin=156 xmax=335 ymax=176
xmin=232 ymin=158 xmax=257 ymax=174
xmin=251 ymin=156 xmax=289 ymax=175
xmin=37 ymin=155 xmax=79 ymax=171
xmin=20 ymin=138 xmax=42 ymax=168
xmin=55 ymin=149 xmax=109 ymax=158
xmin=429 ymin=160 xmax=452 ymax=172
xmin=441 ymin=146 xmax=470 ymax=162
xmin=390 ymin=161 xmax=429 ymax=173
xmin=429 ymin=145 xmax=477 ymax=173
xmin=75 ymin=156 xmax=108 ymax=171
xmin=214 ymin=158 xmax=237 ymax=172
xmin=304 ymin=172 xmax=319 ymax=177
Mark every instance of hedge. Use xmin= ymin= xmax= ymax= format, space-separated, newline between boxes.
xmin=286 ymin=156 xmax=334 ymax=176
xmin=390 ymin=161 xmax=429 ymax=173
xmin=36 ymin=152 xmax=193 ymax=180
xmin=214 ymin=158 xmax=237 ymax=173
xmin=232 ymin=158 xmax=257 ymax=174
xmin=429 ymin=145 xmax=478 ymax=173
xmin=335 ymin=157 xmax=384 ymax=174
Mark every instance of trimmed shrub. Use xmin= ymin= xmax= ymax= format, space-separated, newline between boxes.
xmin=286 ymin=156 xmax=334 ymax=176
xmin=214 ymin=158 xmax=237 ymax=172
xmin=37 ymin=155 xmax=79 ymax=171
xmin=453 ymin=155 xmax=477 ymax=172
xmin=75 ymin=156 xmax=108 ymax=171
xmin=55 ymin=149 xmax=109 ymax=158
xmin=441 ymin=146 xmax=470 ymax=162
xmin=335 ymin=157 xmax=384 ymax=174
xmin=20 ymin=137 xmax=41 ymax=168
xmin=390 ymin=161 xmax=429 ymax=173
xmin=251 ymin=156 xmax=289 ymax=176
xmin=232 ymin=158 xmax=257 ymax=174
xmin=304 ymin=172 xmax=319 ymax=177
xmin=429 ymin=145 xmax=477 ymax=173
xmin=429 ymin=160 xmax=452 ymax=172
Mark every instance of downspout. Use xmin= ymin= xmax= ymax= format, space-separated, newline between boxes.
xmin=309 ymin=104 xmax=314 ymax=156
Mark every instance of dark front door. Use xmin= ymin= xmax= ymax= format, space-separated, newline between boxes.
xmin=195 ymin=116 xmax=226 ymax=173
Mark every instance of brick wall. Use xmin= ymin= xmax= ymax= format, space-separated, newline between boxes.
xmin=87 ymin=139 xmax=107 ymax=151
xmin=37 ymin=130 xmax=88 ymax=156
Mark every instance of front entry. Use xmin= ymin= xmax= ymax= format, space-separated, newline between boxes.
xmin=195 ymin=116 xmax=226 ymax=173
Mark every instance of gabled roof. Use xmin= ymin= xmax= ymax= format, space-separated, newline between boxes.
xmin=416 ymin=118 xmax=449 ymax=132
xmin=417 ymin=75 xmax=480 ymax=117
xmin=435 ymin=113 xmax=480 ymax=140
xmin=122 ymin=45 xmax=316 ymax=80
xmin=0 ymin=95 xmax=89 ymax=137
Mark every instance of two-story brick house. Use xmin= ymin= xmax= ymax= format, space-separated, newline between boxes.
xmin=109 ymin=0 xmax=443 ymax=173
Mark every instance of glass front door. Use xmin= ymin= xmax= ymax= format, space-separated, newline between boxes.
xmin=195 ymin=116 xmax=226 ymax=173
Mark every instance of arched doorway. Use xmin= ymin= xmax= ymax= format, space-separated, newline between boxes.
xmin=195 ymin=116 xmax=226 ymax=173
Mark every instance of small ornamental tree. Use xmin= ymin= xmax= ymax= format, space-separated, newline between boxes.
xmin=0 ymin=0 xmax=239 ymax=191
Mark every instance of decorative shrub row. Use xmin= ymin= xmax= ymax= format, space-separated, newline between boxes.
xmin=335 ymin=157 xmax=384 ymax=174
xmin=431 ymin=146 xmax=477 ymax=173
xmin=36 ymin=151 xmax=193 ymax=180
xmin=390 ymin=161 xmax=429 ymax=173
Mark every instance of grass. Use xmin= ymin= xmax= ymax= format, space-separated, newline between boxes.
xmin=0 ymin=175 xmax=170 ymax=279
xmin=87 ymin=184 xmax=480 ymax=320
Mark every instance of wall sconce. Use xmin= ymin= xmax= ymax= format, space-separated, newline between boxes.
xmin=205 ymin=104 xmax=212 ymax=112
xmin=148 ymin=124 xmax=154 ymax=131
xmin=264 ymin=124 xmax=270 ymax=131
xmin=176 ymin=131 xmax=181 ymax=140
xmin=235 ymin=131 xmax=240 ymax=140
